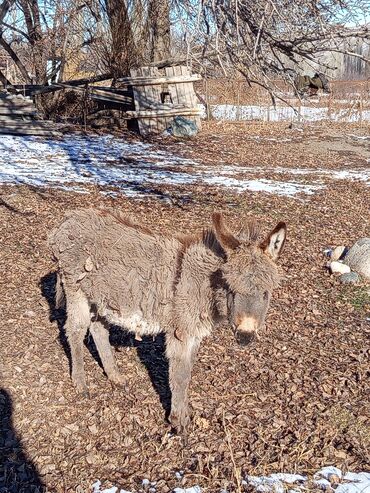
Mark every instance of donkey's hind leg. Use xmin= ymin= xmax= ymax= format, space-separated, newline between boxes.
xmin=89 ymin=319 xmax=124 ymax=386
xmin=64 ymin=289 xmax=90 ymax=396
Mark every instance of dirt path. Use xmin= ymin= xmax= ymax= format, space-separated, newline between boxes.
xmin=0 ymin=122 xmax=369 ymax=493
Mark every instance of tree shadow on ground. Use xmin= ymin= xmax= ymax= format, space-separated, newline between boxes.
xmin=40 ymin=271 xmax=171 ymax=419
xmin=0 ymin=389 xmax=45 ymax=493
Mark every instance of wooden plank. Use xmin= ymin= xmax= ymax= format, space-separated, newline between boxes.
xmin=0 ymin=96 xmax=33 ymax=103
xmin=116 ymin=74 xmax=201 ymax=86
xmin=130 ymin=67 xmax=145 ymax=135
xmin=126 ymin=107 xmax=202 ymax=118
xmin=0 ymin=105 xmax=36 ymax=112
xmin=0 ymin=127 xmax=60 ymax=136
xmin=127 ymin=102 xmax=187 ymax=111
xmin=8 ymin=85 xmax=62 ymax=96
xmin=0 ymin=115 xmax=34 ymax=121
xmin=147 ymin=67 xmax=166 ymax=133
xmin=144 ymin=67 xmax=156 ymax=134
xmin=57 ymin=84 xmax=133 ymax=105
xmin=0 ymin=120 xmax=56 ymax=128
xmin=0 ymin=98 xmax=34 ymax=104
xmin=130 ymin=66 xmax=164 ymax=136
xmin=164 ymin=66 xmax=176 ymax=131
xmin=172 ymin=65 xmax=201 ymax=129
xmin=86 ymin=87 xmax=131 ymax=95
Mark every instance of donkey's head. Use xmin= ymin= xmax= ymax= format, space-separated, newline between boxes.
xmin=212 ymin=213 xmax=286 ymax=345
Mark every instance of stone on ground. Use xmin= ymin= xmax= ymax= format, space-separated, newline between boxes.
xmin=344 ymin=238 xmax=370 ymax=279
xmin=330 ymin=261 xmax=351 ymax=275
xmin=339 ymin=272 xmax=360 ymax=284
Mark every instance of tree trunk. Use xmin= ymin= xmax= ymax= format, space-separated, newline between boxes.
xmin=104 ymin=0 xmax=139 ymax=77
xmin=19 ymin=0 xmax=47 ymax=84
xmin=148 ymin=0 xmax=171 ymax=62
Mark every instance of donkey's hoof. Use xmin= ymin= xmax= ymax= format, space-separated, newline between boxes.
xmin=169 ymin=410 xmax=190 ymax=434
xmin=77 ymin=389 xmax=90 ymax=399
xmin=74 ymin=383 xmax=89 ymax=398
xmin=108 ymin=372 xmax=125 ymax=386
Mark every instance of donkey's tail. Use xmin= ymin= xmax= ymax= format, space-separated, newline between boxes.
xmin=55 ymin=272 xmax=66 ymax=309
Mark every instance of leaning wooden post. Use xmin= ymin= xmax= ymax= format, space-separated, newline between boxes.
xmin=205 ymin=75 xmax=211 ymax=121
xmin=236 ymin=80 xmax=241 ymax=121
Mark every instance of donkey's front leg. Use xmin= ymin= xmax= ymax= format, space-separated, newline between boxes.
xmin=166 ymin=333 xmax=200 ymax=433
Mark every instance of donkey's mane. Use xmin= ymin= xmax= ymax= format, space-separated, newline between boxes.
xmin=177 ymin=229 xmax=226 ymax=259
xmin=238 ymin=220 xmax=261 ymax=244
xmin=98 ymin=209 xmax=154 ymax=237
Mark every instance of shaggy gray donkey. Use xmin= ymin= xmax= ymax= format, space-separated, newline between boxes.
xmin=49 ymin=209 xmax=286 ymax=432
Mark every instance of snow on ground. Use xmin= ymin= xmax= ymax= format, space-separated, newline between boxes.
xmin=0 ymin=134 xmax=368 ymax=200
xmin=91 ymin=468 xmax=370 ymax=493
xmin=214 ymin=165 xmax=370 ymax=182
xmin=206 ymin=104 xmax=370 ymax=122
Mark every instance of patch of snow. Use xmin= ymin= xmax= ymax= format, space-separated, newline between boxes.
xmin=336 ymin=481 xmax=370 ymax=493
xmin=244 ymin=468 xmax=370 ymax=493
xmin=213 ymin=165 xmax=370 ymax=183
xmin=315 ymin=466 xmax=343 ymax=480
xmin=203 ymin=175 xmax=322 ymax=195
xmin=0 ymin=134 xmax=323 ymax=198
xmin=173 ymin=487 xmax=202 ymax=493
xmin=269 ymin=474 xmax=307 ymax=483
xmin=243 ymin=475 xmax=285 ymax=493
xmin=314 ymin=479 xmax=332 ymax=490
xmin=91 ymin=468 xmax=370 ymax=493
xmin=343 ymin=473 xmax=370 ymax=483
xmin=92 ymin=480 xmax=102 ymax=492
xmin=1 ymin=134 xmax=368 ymax=203
xmin=348 ymin=135 xmax=370 ymax=140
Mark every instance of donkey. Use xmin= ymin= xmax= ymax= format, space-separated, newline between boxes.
xmin=49 ymin=209 xmax=286 ymax=432
xmin=294 ymin=72 xmax=331 ymax=97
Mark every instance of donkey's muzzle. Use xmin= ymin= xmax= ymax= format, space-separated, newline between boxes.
xmin=236 ymin=330 xmax=256 ymax=346
xmin=235 ymin=316 xmax=258 ymax=346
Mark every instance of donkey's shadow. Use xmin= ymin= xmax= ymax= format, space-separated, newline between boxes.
xmin=40 ymin=272 xmax=171 ymax=418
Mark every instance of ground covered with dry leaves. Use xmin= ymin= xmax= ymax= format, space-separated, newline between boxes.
xmin=0 ymin=121 xmax=369 ymax=493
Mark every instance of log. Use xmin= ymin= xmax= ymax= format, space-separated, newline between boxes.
xmin=8 ymin=84 xmax=62 ymax=96
xmin=7 ymin=73 xmax=112 ymax=96
xmin=55 ymin=83 xmax=133 ymax=105
xmin=116 ymin=74 xmax=201 ymax=86
xmin=61 ymin=73 xmax=112 ymax=86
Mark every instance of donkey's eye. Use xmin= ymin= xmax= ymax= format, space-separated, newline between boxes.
xmin=263 ymin=291 xmax=269 ymax=300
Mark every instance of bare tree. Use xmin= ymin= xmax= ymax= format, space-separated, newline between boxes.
xmin=1 ymin=0 xmax=369 ymax=93
xmin=171 ymin=0 xmax=370 ymax=100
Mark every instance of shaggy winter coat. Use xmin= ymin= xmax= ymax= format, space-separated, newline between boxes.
xmin=49 ymin=208 xmax=286 ymax=432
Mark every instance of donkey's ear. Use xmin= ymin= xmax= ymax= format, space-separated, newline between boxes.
xmin=260 ymin=222 xmax=286 ymax=260
xmin=212 ymin=212 xmax=240 ymax=251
